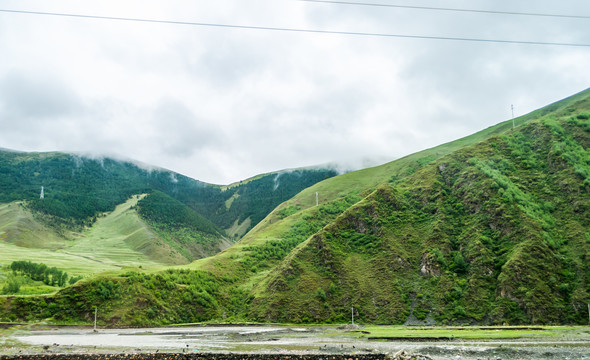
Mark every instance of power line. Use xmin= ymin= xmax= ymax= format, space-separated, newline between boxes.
xmin=0 ymin=8 xmax=589 ymax=47
xmin=296 ymin=0 xmax=590 ymax=20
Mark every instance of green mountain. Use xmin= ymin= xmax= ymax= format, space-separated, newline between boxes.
xmin=0 ymin=151 xmax=337 ymax=273
xmin=251 ymin=113 xmax=590 ymax=324
xmin=180 ymin=87 xmax=589 ymax=325
xmin=243 ymin=89 xmax=590 ymax=325
xmin=1 ymin=88 xmax=589 ymax=325
xmin=0 ymin=151 xmax=336 ymax=237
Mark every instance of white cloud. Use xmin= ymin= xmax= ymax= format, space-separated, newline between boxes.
xmin=0 ymin=0 xmax=589 ymax=184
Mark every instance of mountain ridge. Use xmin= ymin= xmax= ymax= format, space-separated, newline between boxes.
xmin=190 ymin=88 xmax=590 ymax=275
xmin=0 ymin=148 xmax=338 ymax=235
xmin=0 ymin=87 xmax=589 ymax=325
xmin=243 ymin=90 xmax=590 ymax=324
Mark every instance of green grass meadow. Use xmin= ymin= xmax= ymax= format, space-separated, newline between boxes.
xmin=338 ymin=325 xmax=590 ymax=340
xmin=0 ymin=196 xmax=168 ymax=295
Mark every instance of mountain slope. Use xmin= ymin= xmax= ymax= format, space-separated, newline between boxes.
xmin=0 ymin=150 xmax=337 ymax=238
xmin=135 ymin=191 xmax=231 ymax=261
xmin=0 ymin=150 xmax=337 ymax=269
xmin=1 ymin=88 xmax=589 ymax=325
xmin=190 ymin=88 xmax=590 ymax=292
xmin=65 ymin=194 xmax=190 ymax=267
xmin=0 ymin=202 xmax=65 ymax=249
xmin=248 ymin=92 xmax=590 ymax=324
xmin=188 ymin=87 xmax=590 ymax=325
xmin=0 ymin=196 xmax=186 ymax=284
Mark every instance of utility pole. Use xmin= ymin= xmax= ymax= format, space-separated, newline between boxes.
xmin=316 ymin=192 xmax=319 ymax=207
xmin=93 ymin=307 xmax=97 ymax=332
xmin=588 ymin=303 xmax=590 ymax=325
xmin=351 ymin=306 xmax=354 ymax=325
xmin=511 ymin=104 xmax=515 ymax=129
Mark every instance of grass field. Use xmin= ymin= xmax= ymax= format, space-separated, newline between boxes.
xmin=341 ymin=325 xmax=577 ymax=340
xmin=0 ymin=241 xmax=119 ymax=277
xmin=0 ymin=202 xmax=66 ymax=249
xmin=64 ymin=194 xmax=171 ymax=269
xmin=0 ymin=196 xmax=172 ymax=295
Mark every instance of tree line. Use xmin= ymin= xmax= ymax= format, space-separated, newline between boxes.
xmin=9 ymin=261 xmax=81 ymax=287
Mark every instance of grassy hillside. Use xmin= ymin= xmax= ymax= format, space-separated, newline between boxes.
xmin=136 ymin=191 xmax=231 ymax=262
xmin=0 ymin=196 xmax=171 ymax=296
xmin=0 ymin=202 xmax=66 ymax=250
xmin=190 ymin=89 xmax=590 ymax=285
xmin=188 ymin=87 xmax=589 ymax=325
xmin=65 ymin=194 xmax=189 ymax=267
xmin=248 ymin=91 xmax=590 ymax=324
xmin=1 ymin=88 xmax=589 ymax=325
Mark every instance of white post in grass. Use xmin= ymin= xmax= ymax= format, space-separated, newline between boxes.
xmin=316 ymin=192 xmax=319 ymax=207
xmin=94 ymin=307 xmax=97 ymax=332
xmin=351 ymin=307 xmax=354 ymax=325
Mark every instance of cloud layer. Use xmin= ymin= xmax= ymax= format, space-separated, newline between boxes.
xmin=1 ymin=0 xmax=589 ymax=184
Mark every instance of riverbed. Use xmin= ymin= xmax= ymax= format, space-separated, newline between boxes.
xmin=2 ymin=325 xmax=589 ymax=360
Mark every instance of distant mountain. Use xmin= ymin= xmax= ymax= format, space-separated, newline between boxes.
xmin=0 ymin=149 xmax=338 ymax=265
xmin=1 ymin=88 xmax=588 ymax=326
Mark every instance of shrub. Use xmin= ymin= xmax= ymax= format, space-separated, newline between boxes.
xmin=2 ymin=278 xmax=21 ymax=294
xmin=315 ymin=288 xmax=327 ymax=301
xmin=452 ymin=252 xmax=467 ymax=274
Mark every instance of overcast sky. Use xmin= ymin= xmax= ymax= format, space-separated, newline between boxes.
xmin=1 ymin=0 xmax=589 ymax=184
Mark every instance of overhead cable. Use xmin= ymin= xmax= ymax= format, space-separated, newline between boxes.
xmin=0 ymin=8 xmax=589 ymax=47
xmin=296 ymin=0 xmax=590 ymax=20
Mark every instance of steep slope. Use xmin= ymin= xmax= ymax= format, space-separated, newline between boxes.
xmin=65 ymin=194 xmax=188 ymax=267
xmin=191 ymin=88 xmax=590 ymax=294
xmin=194 ymin=168 xmax=339 ymax=238
xmin=249 ymin=94 xmax=590 ymax=324
xmin=135 ymin=191 xmax=232 ymax=262
xmin=0 ymin=202 xmax=65 ymax=249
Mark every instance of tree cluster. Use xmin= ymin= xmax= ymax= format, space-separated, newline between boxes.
xmin=10 ymin=260 xmax=80 ymax=287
